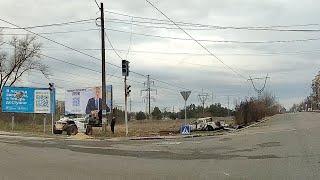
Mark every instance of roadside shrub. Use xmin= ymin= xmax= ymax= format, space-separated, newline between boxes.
xmin=235 ymin=93 xmax=280 ymax=125
xmin=151 ymin=107 xmax=162 ymax=120
xmin=136 ymin=111 xmax=147 ymax=120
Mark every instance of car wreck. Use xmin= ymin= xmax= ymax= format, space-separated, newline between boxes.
xmin=189 ymin=117 xmax=224 ymax=131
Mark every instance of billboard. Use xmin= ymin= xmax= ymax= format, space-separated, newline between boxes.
xmin=65 ymin=85 xmax=112 ymax=115
xmin=2 ymin=86 xmax=52 ymax=114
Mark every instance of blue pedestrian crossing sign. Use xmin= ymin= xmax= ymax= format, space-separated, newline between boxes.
xmin=181 ymin=125 xmax=191 ymax=135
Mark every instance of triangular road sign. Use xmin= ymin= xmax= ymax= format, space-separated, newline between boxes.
xmin=180 ymin=91 xmax=191 ymax=101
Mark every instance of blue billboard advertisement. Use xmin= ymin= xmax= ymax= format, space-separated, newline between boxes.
xmin=2 ymin=86 xmax=53 ymax=114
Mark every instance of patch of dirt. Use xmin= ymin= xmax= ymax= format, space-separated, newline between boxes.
xmin=219 ymin=137 xmax=232 ymax=141
xmin=257 ymin=141 xmax=281 ymax=148
xmin=71 ymin=133 xmax=92 ymax=140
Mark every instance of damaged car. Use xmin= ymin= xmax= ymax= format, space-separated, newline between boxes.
xmin=189 ymin=117 xmax=224 ymax=131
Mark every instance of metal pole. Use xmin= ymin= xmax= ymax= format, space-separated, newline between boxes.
xmin=124 ymin=76 xmax=128 ymax=136
xmin=184 ymin=100 xmax=187 ymax=125
xmin=51 ymin=111 xmax=54 ymax=134
xmin=227 ymin=95 xmax=230 ymax=117
xmin=100 ymin=2 xmax=107 ymax=131
xmin=148 ymin=75 xmax=151 ymax=117
xmin=212 ymin=91 xmax=214 ymax=105
xmin=51 ymin=85 xmax=55 ymax=134
xmin=51 ymin=88 xmax=55 ymax=134
xmin=129 ymin=96 xmax=132 ymax=113
xmin=44 ymin=115 xmax=46 ymax=134
xmin=11 ymin=113 xmax=14 ymax=131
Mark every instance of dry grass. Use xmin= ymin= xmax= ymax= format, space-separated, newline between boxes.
xmin=0 ymin=121 xmax=53 ymax=135
xmin=93 ymin=117 xmax=234 ymax=138
xmin=0 ymin=117 xmax=235 ymax=138
xmin=92 ymin=119 xmax=184 ymax=138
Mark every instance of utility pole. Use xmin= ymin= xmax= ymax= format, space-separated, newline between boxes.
xmin=198 ymin=89 xmax=209 ymax=117
xmin=148 ymin=75 xmax=151 ymax=115
xmin=227 ymin=95 xmax=230 ymax=117
xmin=141 ymin=75 xmax=156 ymax=119
xmin=248 ymin=74 xmax=270 ymax=98
xmin=96 ymin=2 xmax=107 ymax=128
xmin=211 ymin=91 xmax=214 ymax=105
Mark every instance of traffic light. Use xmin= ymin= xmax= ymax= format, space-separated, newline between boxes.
xmin=126 ymin=85 xmax=131 ymax=97
xmin=49 ymin=83 xmax=55 ymax=91
xmin=122 ymin=60 xmax=129 ymax=77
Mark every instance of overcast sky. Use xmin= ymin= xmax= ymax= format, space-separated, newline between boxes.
xmin=0 ymin=0 xmax=319 ymax=112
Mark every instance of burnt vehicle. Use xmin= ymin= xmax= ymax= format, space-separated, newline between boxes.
xmin=189 ymin=117 xmax=224 ymax=131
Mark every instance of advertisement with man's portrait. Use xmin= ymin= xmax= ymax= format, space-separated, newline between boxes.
xmin=65 ymin=85 xmax=112 ymax=115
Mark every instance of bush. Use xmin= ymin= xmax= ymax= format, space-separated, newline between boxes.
xmin=151 ymin=107 xmax=162 ymax=120
xmin=235 ymin=93 xmax=280 ymax=125
xmin=136 ymin=111 xmax=147 ymax=120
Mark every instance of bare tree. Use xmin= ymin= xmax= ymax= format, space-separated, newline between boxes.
xmin=312 ymin=72 xmax=320 ymax=109
xmin=0 ymin=34 xmax=49 ymax=96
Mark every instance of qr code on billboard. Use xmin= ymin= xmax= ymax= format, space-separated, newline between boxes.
xmin=34 ymin=90 xmax=50 ymax=113
xmin=36 ymin=94 xmax=49 ymax=108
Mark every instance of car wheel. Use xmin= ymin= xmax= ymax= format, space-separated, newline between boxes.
xmin=206 ymin=125 xmax=214 ymax=131
xmin=53 ymin=125 xmax=62 ymax=134
xmin=53 ymin=130 xmax=62 ymax=134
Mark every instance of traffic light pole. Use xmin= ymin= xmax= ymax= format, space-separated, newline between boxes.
xmin=49 ymin=83 xmax=55 ymax=134
xmin=124 ymin=76 xmax=128 ymax=136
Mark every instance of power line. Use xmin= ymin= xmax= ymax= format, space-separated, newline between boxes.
xmin=105 ymin=32 xmax=123 ymax=60
xmin=5 ymin=26 xmax=320 ymax=44
xmin=0 ymin=18 xmax=123 ymax=69
xmin=107 ymin=18 xmax=320 ymax=32
xmin=146 ymin=0 xmax=247 ymax=80
xmin=106 ymin=28 xmax=320 ymax=44
xmin=0 ymin=18 xmax=95 ymax=29
xmin=0 ymin=28 xmax=99 ymax=35
xmin=21 ymin=46 xmax=320 ymax=57
xmin=125 ymin=17 xmax=134 ymax=59
xmin=0 ymin=18 xmax=223 ymax=95
xmin=105 ymin=10 xmax=320 ymax=32
xmin=105 ymin=31 xmax=203 ymax=93
xmin=105 ymin=10 xmax=319 ymax=28
xmin=40 ymin=53 xmax=101 ymax=73
xmin=41 ymin=54 xmax=144 ymax=85
xmin=0 ymin=17 xmax=155 ymax=88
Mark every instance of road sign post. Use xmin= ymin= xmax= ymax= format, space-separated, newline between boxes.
xmin=180 ymin=91 xmax=191 ymax=125
xmin=11 ymin=113 xmax=14 ymax=131
xmin=43 ymin=115 xmax=46 ymax=134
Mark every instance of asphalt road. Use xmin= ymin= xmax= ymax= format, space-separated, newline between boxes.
xmin=0 ymin=112 xmax=320 ymax=180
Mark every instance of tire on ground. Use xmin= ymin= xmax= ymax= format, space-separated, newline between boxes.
xmin=66 ymin=125 xmax=78 ymax=135
xmin=85 ymin=125 xmax=93 ymax=135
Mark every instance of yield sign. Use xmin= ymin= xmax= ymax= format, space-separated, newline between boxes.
xmin=180 ymin=91 xmax=191 ymax=101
